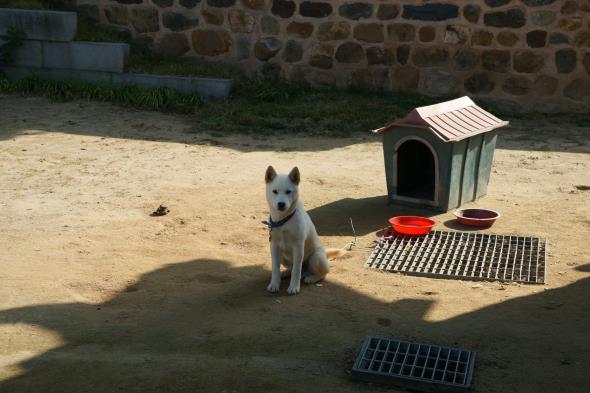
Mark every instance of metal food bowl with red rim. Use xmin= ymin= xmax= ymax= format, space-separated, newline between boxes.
xmin=453 ymin=208 xmax=500 ymax=227
xmin=389 ymin=216 xmax=435 ymax=235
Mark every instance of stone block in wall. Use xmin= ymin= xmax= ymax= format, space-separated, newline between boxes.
xmin=42 ymin=41 xmax=130 ymax=73
xmin=105 ymin=5 xmax=129 ymax=26
xmin=0 ymin=39 xmax=42 ymax=67
xmin=376 ymin=4 xmax=399 ymax=21
xmin=584 ymin=53 xmax=590 ymax=75
xmin=235 ymin=35 xmax=251 ymax=59
xmin=453 ymin=48 xmax=479 ymax=71
xmin=261 ymin=16 xmax=280 ymax=34
xmin=482 ymin=50 xmax=511 ymax=73
xmin=564 ymin=79 xmax=590 ymax=103
xmin=463 ymin=5 xmax=480 ymax=24
xmin=387 ymin=24 xmax=415 ymax=42
xmin=286 ymin=22 xmax=314 ymax=38
xmin=574 ymin=31 xmax=590 ymax=47
xmin=351 ymin=67 xmax=389 ymax=89
xmin=228 ymin=9 xmax=255 ymax=33
xmin=317 ymin=22 xmax=350 ymax=41
xmin=445 ymin=25 xmax=470 ymax=44
xmin=207 ymin=0 xmax=237 ymax=7
xmin=485 ymin=0 xmax=511 ymax=7
xmin=0 ymin=9 xmax=76 ymax=42
xmin=513 ymin=50 xmax=545 ymax=73
xmin=272 ymin=0 xmax=296 ymax=18
xmin=464 ymin=72 xmax=495 ymax=94
xmin=521 ymin=0 xmax=558 ymax=6
xmin=396 ymin=45 xmax=410 ymax=65
xmin=300 ymin=2 xmax=333 ymax=18
xmin=527 ymin=30 xmax=547 ymax=48
xmin=162 ymin=11 xmax=199 ymax=32
xmin=531 ymin=10 xmax=556 ymax=26
xmin=130 ymin=7 xmax=160 ymax=33
xmin=309 ymin=43 xmax=334 ymax=69
xmin=191 ymin=29 xmax=232 ymax=56
xmin=402 ymin=3 xmax=459 ymax=22
xmin=470 ymin=30 xmax=493 ymax=46
xmin=502 ymin=76 xmax=533 ymax=96
xmin=419 ymin=26 xmax=436 ymax=43
xmin=339 ymin=3 xmax=373 ymax=20
xmin=335 ymin=41 xmax=364 ymax=63
xmin=411 ymin=47 xmax=448 ymax=67
xmin=283 ymin=40 xmax=303 ymax=63
xmin=353 ymin=23 xmax=384 ymax=43
xmin=180 ymin=0 xmax=201 ymax=9
xmin=241 ymin=0 xmax=264 ymax=10
xmin=201 ymin=9 xmax=224 ymax=25
xmin=392 ymin=65 xmax=419 ymax=92
xmin=254 ymin=37 xmax=282 ymax=60
xmin=497 ymin=31 xmax=519 ymax=47
xmin=366 ymin=46 xmax=394 ymax=65
xmin=153 ymin=0 xmax=174 ymax=7
xmin=555 ymin=49 xmax=577 ymax=73
xmin=534 ymin=75 xmax=558 ymax=96
xmin=484 ymin=9 xmax=526 ymax=28
xmin=157 ymin=33 xmax=190 ymax=57
xmin=419 ymin=69 xmax=458 ymax=96
xmin=548 ymin=33 xmax=569 ymax=45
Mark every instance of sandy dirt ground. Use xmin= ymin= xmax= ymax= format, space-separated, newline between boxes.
xmin=0 ymin=95 xmax=589 ymax=393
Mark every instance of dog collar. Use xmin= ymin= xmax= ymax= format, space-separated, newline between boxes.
xmin=262 ymin=209 xmax=297 ymax=229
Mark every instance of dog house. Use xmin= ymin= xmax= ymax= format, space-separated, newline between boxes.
xmin=373 ymin=96 xmax=509 ymax=211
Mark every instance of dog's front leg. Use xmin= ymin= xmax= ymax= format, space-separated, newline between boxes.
xmin=287 ymin=244 xmax=303 ymax=295
xmin=267 ymin=242 xmax=282 ymax=293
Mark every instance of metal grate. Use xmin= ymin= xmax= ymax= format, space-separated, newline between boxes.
xmin=365 ymin=230 xmax=546 ymax=284
xmin=351 ymin=336 xmax=476 ymax=391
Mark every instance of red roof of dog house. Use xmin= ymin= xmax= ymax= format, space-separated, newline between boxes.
xmin=372 ymin=96 xmax=509 ymax=142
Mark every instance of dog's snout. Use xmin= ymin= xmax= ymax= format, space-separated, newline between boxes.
xmin=277 ymin=202 xmax=286 ymax=211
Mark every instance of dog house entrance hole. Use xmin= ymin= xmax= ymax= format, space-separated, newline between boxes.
xmin=397 ymin=139 xmax=435 ymax=201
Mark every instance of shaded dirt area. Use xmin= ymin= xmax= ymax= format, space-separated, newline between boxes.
xmin=0 ymin=96 xmax=589 ymax=393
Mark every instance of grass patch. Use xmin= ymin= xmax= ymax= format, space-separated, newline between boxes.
xmin=196 ymin=80 xmax=443 ymax=136
xmin=0 ymin=74 xmax=202 ymax=113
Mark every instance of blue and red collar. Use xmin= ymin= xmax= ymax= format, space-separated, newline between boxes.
xmin=262 ymin=209 xmax=297 ymax=229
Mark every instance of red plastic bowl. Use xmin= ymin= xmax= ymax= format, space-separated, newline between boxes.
xmin=454 ymin=208 xmax=500 ymax=227
xmin=389 ymin=216 xmax=435 ymax=236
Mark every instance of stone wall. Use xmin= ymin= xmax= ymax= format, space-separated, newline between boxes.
xmin=77 ymin=0 xmax=590 ymax=112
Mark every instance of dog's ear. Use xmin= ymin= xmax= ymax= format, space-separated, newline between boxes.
xmin=265 ymin=166 xmax=277 ymax=183
xmin=288 ymin=167 xmax=300 ymax=185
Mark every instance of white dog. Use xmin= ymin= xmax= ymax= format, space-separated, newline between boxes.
xmin=264 ymin=166 xmax=343 ymax=295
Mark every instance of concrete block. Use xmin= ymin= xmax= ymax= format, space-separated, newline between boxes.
xmin=191 ymin=77 xmax=234 ymax=100
xmin=70 ymin=42 xmax=129 ymax=73
xmin=42 ymin=41 xmax=72 ymax=69
xmin=0 ymin=9 xmax=76 ymax=42
xmin=112 ymin=73 xmax=234 ymax=100
xmin=42 ymin=41 xmax=129 ymax=73
xmin=0 ymin=39 xmax=42 ymax=67
xmin=0 ymin=65 xmax=36 ymax=79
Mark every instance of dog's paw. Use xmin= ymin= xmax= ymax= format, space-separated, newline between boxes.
xmin=267 ymin=281 xmax=280 ymax=293
xmin=287 ymin=284 xmax=300 ymax=295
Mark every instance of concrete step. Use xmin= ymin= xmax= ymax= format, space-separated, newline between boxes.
xmin=42 ymin=41 xmax=129 ymax=73
xmin=0 ymin=8 xmax=77 ymax=42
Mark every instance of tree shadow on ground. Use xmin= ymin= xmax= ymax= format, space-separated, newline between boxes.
xmin=1 ymin=97 xmax=589 ymax=153
xmin=307 ymin=196 xmax=436 ymax=237
xmin=1 ymin=259 xmax=588 ymax=393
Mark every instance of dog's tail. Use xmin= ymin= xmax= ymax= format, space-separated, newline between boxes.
xmin=325 ymin=248 xmax=347 ymax=259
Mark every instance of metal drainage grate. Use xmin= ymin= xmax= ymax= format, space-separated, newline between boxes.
xmin=365 ymin=230 xmax=547 ymax=284
xmin=351 ymin=336 xmax=476 ymax=392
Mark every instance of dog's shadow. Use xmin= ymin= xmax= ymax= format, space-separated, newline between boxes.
xmin=307 ymin=196 xmax=436 ymax=236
